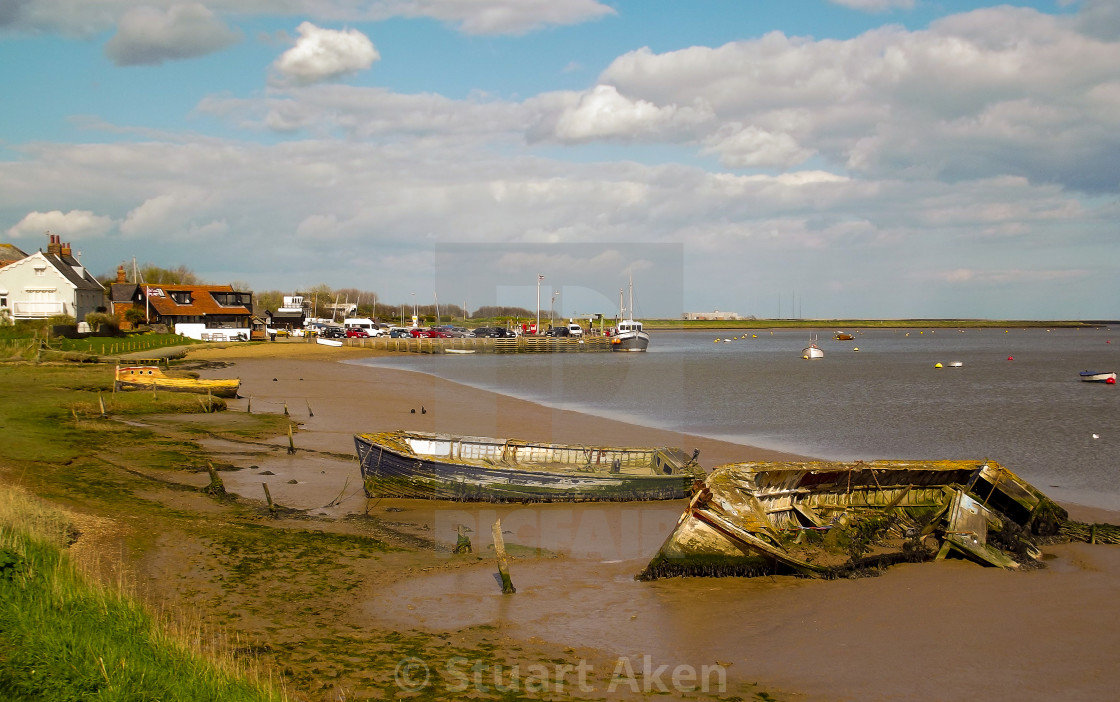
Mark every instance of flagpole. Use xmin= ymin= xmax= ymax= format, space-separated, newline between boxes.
xmin=536 ymin=274 xmax=543 ymax=335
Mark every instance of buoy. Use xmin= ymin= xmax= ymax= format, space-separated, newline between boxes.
xmin=752 ymin=334 xmax=757 ymax=338
xmin=1007 ymin=356 xmax=1014 ymax=361
xmin=714 ymin=339 xmax=720 ymax=343
xmin=1092 ymin=434 xmax=1100 ymax=439
xmin=934 ymin=363 xmax=943 ymax=368
xmin=1108 ymin=377 xmax=1116 ymax=385
xmin=853 ymin=347 xmax=859 ymax=352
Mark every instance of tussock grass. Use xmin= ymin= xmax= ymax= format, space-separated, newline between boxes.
xmin=0 ymin=483 xmax=285 ymax=701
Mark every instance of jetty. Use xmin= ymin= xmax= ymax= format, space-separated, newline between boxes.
xmin=325 ymin=336 xmax=616 ymax=354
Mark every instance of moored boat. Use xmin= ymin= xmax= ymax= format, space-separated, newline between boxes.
xmin=834 ymin=331 xmax=854 ymax=341
xmin=354 ymin=430 xmax=704 ymax=502
xmin=316 ymin=337 xmax=343 ymax=347
xmin=115 ymin=365 xmax=240 ymax=398
xmin=640 ymin=459 xmax=1067 ymax=580
xmin=1079 ymin=370 xmax=1116 ymax=382
xmin=801 ymin=335 xmax=824 ymax=359
xmin=611 ymin=275 xmax=649 ymax=352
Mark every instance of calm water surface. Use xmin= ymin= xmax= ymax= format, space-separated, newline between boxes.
xmin=353 ymin=327 xmax=1119 ymax=510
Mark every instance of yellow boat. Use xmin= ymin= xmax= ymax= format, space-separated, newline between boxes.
xmin=115 ymin=365 xmax=240 ymax=398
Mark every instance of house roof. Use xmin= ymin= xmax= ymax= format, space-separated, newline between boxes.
xmin=109 ymin=282 xmax=142 ymax=303
xmin=0 ymin=243 xmax=29 ymax=268
xmin=42 ymin=251 xmax=104 ymax=292
xmin=145 ymin=284 xmax=252 ymax=317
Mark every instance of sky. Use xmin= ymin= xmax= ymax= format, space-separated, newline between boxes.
xmin=2 ymin=0 xmax=1118 ymax=320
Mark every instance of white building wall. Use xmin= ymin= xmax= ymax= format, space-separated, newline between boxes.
xmin=174 ymin=322 xmax=250 ymax=341
xmin=0 ymin=252 xmax=76 ymax=319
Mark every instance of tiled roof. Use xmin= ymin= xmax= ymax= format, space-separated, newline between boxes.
xmin=0 ymin=243 xmax=29 ymax=268
xmin=145 ymin=285 xmax=252 ymax=316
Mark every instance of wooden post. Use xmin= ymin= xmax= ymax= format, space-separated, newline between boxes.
xmin=305 ymin=399 xmax=313 ymax=417
xmin=283 ymin=401 xmax=289 ymax=416
xmin=287 ymin=423 xmax=296 ymax=454
xmin=262 ymin=483 xmax=276 ymax=514
xmin=207 ymin=387 xmax=213 ymax=413
xmin=492 ymin=518 xmax=516 ymax=594
xmin=98 ymin=391 xmax=107 ymax=418
xmin=454 ymin=525 xmax=472 ymax=554
xmin=246 ymin=395 xmax=252 ymax=413
xmin=205 ymin=462 xmax=225 ymax=496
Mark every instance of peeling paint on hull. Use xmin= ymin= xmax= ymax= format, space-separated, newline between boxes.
xmin=641 ymin=459 xmax=1068 ymax=580
xmin=354 ymin=431 xmax=705 ymax=502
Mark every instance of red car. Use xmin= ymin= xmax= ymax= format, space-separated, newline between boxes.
xmin=345 ymin=328 xmax=370 ymax=338
xmin=421 ymin=329 xmax=451 ymax=338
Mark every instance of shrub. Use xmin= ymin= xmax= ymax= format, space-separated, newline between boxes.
xmin=84 ymin=312 xmax=119 ymax=335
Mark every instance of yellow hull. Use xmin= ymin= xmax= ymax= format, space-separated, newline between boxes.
xmin=115 ymin=366 xmax=240 ymax=398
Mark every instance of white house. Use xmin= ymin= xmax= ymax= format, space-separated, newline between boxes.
xmin=0 ymin=235 xmax=105 ymax=322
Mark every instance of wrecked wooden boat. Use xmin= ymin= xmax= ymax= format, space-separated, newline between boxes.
xmin=115 ymin=365 xmax=240 ymax=398
xmin=354 ymin=430 xmax=705 ymax=502
xmin=639 ymin=459 xmax=1068 ymax=580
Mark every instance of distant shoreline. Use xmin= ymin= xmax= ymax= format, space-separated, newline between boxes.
xmin=642 ymin=318 xmax=1115 ymax=330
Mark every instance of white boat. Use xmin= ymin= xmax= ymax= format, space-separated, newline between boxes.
xmin=948 ymin=361 xmax=964 ymax=368
xmin=801 ymin=335 xmax=824 ymax=360
xmin=316 ymin=337 xmax=343 ymax=347
xmin=1079 ymin=370 xmax=1116 ymax=382
xmin=611 ymin=275 xmax=649 ymax=352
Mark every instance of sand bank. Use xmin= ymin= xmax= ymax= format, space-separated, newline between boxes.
xmin=186 ymin=341 xmax=1120 ymax=701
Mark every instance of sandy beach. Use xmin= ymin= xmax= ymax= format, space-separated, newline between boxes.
xmin=184 ymin=341 xmax=1120 ymax=701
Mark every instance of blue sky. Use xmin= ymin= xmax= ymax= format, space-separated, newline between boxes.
xmin=2 ymin=0 xmax=1118 ymax=319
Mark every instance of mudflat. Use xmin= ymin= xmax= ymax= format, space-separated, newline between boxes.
xmin=148 ymin=341 xmax=1120 ymax=699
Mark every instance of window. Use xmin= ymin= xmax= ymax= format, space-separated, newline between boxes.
xmin=169 ymin=291 xmax=192 ymax=304
xmin=0 ymin=296 xmax=7 ymax=308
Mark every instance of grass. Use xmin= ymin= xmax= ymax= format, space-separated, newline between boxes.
xmin=0 ymin=485 xmax=284 ymax=702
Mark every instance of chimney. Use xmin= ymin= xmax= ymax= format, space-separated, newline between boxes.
xmin=117 ymin=265 xmax=127 ymax=283
xmin=46 ymin=233 xmax=61 ymax=256
xmin=60 ymin=240 xmax=72 ymax=257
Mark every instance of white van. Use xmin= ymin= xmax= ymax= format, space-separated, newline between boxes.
xmin=567 ymin=321 xmax=584 ymax=338
xmin=343 ymin=318 xmax=386 ymax=337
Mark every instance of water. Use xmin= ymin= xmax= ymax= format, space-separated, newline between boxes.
xmin=352 ymin=327 xmax=1119 ymax=510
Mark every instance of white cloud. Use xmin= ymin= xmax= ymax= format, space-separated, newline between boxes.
xmin=119 ymin=189 xmax=216 ymax=236
xmin=104 ymin=3 xmax=240 ymax=66
xmin=271 ymin=22 xmax=379 ymax=85
xmin=0 ymin=0 xmax=614 ymax=37
xmin=6 ymin=210 xmax=115 ymax=239
xmin=545 ymin=84 xmax=713 ymax=142
xmin=395 ymin=0 xmax=615 ymax=35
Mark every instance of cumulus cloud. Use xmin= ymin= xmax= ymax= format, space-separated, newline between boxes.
xmin=542 ymin=84 xmax=712 ymax=142
xmin=271 ymin=22 xmax=379 ymax=85
xmin=554 ymin=6 xmax=1120 ymax=192
xmin=104 ymin=3 xmax=240 ymax=66
xmin=6 ymin=210 xmax=115 ymax=239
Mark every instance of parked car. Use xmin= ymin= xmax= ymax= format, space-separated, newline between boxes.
xmin=544 ymin=326 xmax=571 ymax=337
xmin=388 ymin=328 xmax=412 ymax=338
xmin=345 ymin=328 xmax=369 ymax=338
xmin=322 ymin=327 xmax=347 ymax=339
xmin=421 ymin=329 xmax=451 ymax=338
xmin=473 ymin=326 xmax=512 ymax=338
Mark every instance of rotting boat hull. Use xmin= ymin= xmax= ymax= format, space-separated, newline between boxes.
xmin=354 ymin=430 xmax=703 ymax=502
xmin=640 ymin=459 xmax=1067 ymax=580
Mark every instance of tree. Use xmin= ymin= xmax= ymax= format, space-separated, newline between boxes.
xmin=124 ymin=308 xmax=147 ymax=327
xmin=139 ymin=264 xmax=203 ymax=285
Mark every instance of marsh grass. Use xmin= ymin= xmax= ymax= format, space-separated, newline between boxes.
xmin=0 ymin=484 xmax=285 ymax=701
